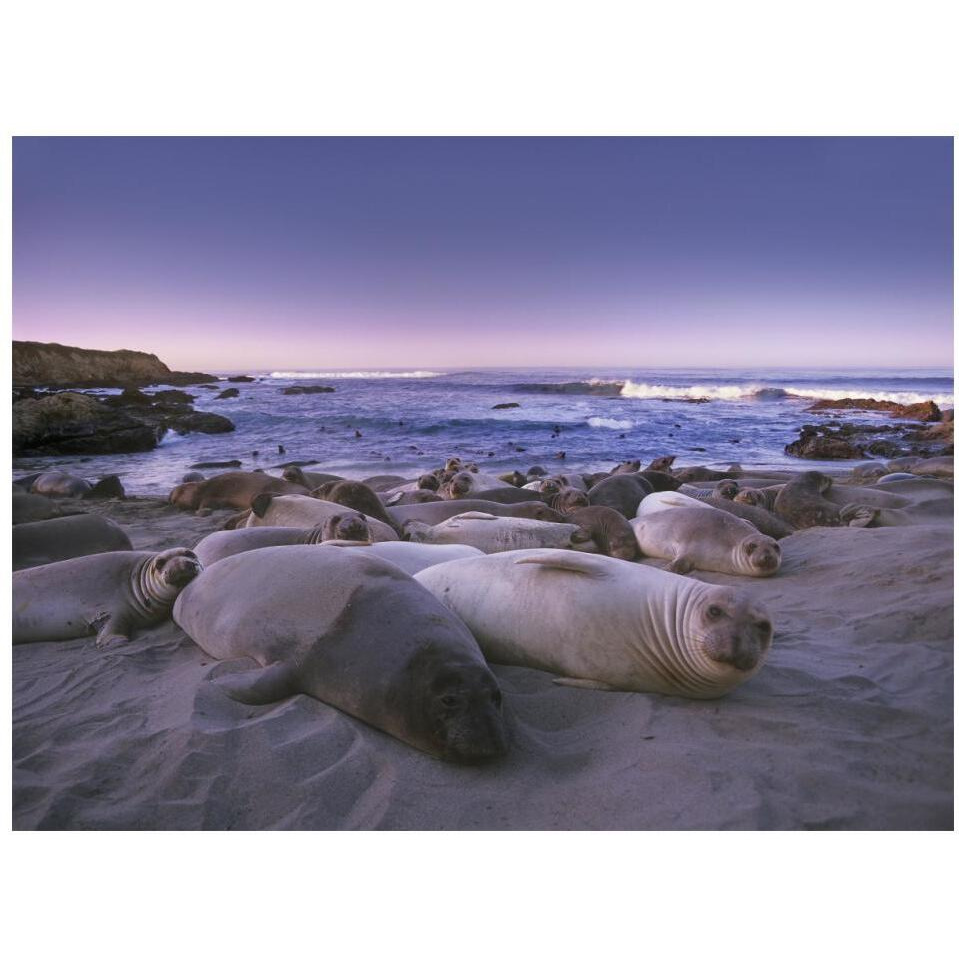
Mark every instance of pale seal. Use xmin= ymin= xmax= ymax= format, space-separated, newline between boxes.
xmin=388 ymin=499 xmax=566 ymax=527
xmin=13 ymin=514 xmax=133 ymax=570
xmin=631 ymin=506 xmax=782 ymax=577
xmin=414 ymin=549 xmax=773 ymax=698
xmin=172 ymin=546 xmax=508 ymax=763
xmin=405 ymin=512 xmax=598 ymax=554
xmin=246 ymin=493 xmax=398 ymax=541
xmin=440 ymin=471 xmax=512 ymax=499
xmin=30 ymin=471 xmax=92 ymax=497
xmin=13 ymin=547 xmax=202 ymax=647
xmin=318 ymin=540 xmax=484 ymax=575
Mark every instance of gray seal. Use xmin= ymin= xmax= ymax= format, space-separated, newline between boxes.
xmin=13 ymin=514 xmax=133 ymax=570
xmin=172 ymin=546 xmax=508 ymax=763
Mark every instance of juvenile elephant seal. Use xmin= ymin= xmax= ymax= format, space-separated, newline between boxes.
xmin=637 ymin=470 xmax=683 ymax=492
xmin=193 ymin=515 xmax=370 ymax=566
xmin=318 ymin=540 xmax=484 ymax=575
xmin=774 ymin=472 xmax=877 ymax=529
xmin=13 ymin=514 xmax=133 ymax=570
xmin=647 ymin=455 xmax=677 ymax=473
xmin=13 ymin=548 xmax=202 ymax=646
xmin=549 ymin=487 xmax=589 ymax=514
xmin=566 ymin=506 xmax=637 ymax=561
xmin=389 ymin=499 xmax=565 ymax=527
xmin=875 ymin=472 xmax=922 ymax=484
xmin=281 ymin=466 xmax=344 ymax=488
xmin=247 ymin=493 xmax=398 ymax=541
xmin=498 ymin=471 xmax=527 ymax=487
xmin=181 ymin=470 xmax=206 ymax=483
xmin=733 ymin=487 xmax=781 ymax=510
xmin=611 ymin=459 xmax=642 ymax=474
xmin=440 ymin=471 xmax=511 ymax=498
xmin=170 ymin=471 xmax=309 ymax=513
xmin=359 ymin=474 xmax=412 ymax=492
xmin=30 ymin=471 xmax=92 ymax=497
xmin=405 ymin=512 xmax=597 ymax=554
xmin=415 ymin=549 xmax=773 ymax=697
xmin=12 ymin=491 xmax=81 ymax=525
xmin=312 ymin=480 xmax=401 ymax=532
xmin=631 ymin=506 xmax=782 ymax=577
xmin=587 ymin=474 xmax=654 ymax=518
xmin=382 ymin=489 xmax=443 ymax=506
xmin=671 ymin=466 xmax=740 ymax=483
xmin=173 ymin=546 xmax=507 ymax=763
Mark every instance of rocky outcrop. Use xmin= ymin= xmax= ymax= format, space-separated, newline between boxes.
xmin=492 ymin=402 xmax=521 ymax=409
xmin=227 ymin=375 xmax=255 ymax=383
xmin=281 ymin=385 xmax=335 ymax=395
xmin=806 ymin=397 xmax=942 ymax=422
xmin=216 ymin=388 xmax=240 ymax=399
xmin=786 ymin=419 xmax=953 ymax=461
xmin=13 ymin=341 xmax=218 ymax=388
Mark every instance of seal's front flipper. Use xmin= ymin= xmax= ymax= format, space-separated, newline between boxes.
xmin=839 ymin=504 xmax=878 ymax=528
xmin=214 ymin=661 xmax=298 ymax=705
xmin=513 ymin=554 xmax=606 ymax=576
xmin=666 ymin=556 xmax=694 ymax=575
xmin=92 ymin=612 xmax=130 ymax=649
xmin=553 ymin=677 xmax=619 ymax=691
xmin=96 ymin=631 xmax=131 ymax=649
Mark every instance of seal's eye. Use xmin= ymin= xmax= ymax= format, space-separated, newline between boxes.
xmin=707 ymin=605 xmax=723 ymax=620
xmin=440 ymin=694 xmax=459 ymax=709
xmin=744 ymin=542 xmax=756 ymax=555
xmin=756 ymin=621 xmax=771 ymax=635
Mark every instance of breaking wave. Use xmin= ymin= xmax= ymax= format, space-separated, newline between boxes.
xmin=587 ymin=417 xmax=634 ymax=430
xmin=511 ymin=379 xmax=624 ymax=395
xmin=268 ymin=370 xmax=443 ymax=380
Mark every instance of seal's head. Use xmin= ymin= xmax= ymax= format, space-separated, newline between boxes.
xmin=539 ymin=478 xmax=565 ymax=501
xmin=417 ymin=473 xmax=440 ymax=491
xmin=740 ymin=534 xmax=782 ymax=576
xmin=613 ymin=459 xmax=642 ymax=474
xmin=714 ymin=479 xmax=740 ymax=500
xmin=499 ymin=471 xmax=527 ymax=487
xmin=648 ymin=455 xmax=676 ymax=473
xmin=693 ymin=587 xmax=773 ymax=674
xmin=509 ymin=502 xmax=566 ymax=523
xmin=526 ymin=465 xmax=547 ymax=478
xmin=152 ymin=548 xmax=203 ymax=588
xmin=444 ymin=458 xmax=463 ymax=472
xmin=169 ymin=482 xmax=201 ymax=510
xmin=804 ymin=471 xmax=832 ymax=494
xmin=734 ymin=488 xmax=766 ymax=507
xmin=553 ymin=487 xmax=589 ymax=514
xmin=447 ymin=472 xmax=474 ymax=498
xmin=322 ymin=512 xmax=371 ymax=542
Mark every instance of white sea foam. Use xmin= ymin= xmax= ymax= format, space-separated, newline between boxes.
xmin=587 ymin=416 xmax=634 ymax=430
xmin=268 ymin=370 xmax=442 ymax=380
xmin=780 ymin=386 xmax=954 ymax=406
xmin=620 ymin=381 xmax=763 ymax=400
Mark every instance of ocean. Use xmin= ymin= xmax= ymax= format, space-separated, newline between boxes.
xmin=15 ymin=367 xmax=954 ymax=495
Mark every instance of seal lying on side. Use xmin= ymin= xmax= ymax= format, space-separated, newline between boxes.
xmin=192 ymin=515 xmax=370 ymax=566
xmin=566 ymin=506 xmax=637 ymax=560
xmin=388 ymin=499 xmax=565 ymax=527
xmin=173 ymin=546 xmax=507 ymax=763
xmin=587 ymin=474 xmax=654 ymax=518
xmin=311 ymin=480 xmax=402 ymax=533
xmin=318 ymin=540 xmax=484 ymax=575
xmin=631 ymin=506 xmax=782 ymax=577
xmin=415 ymin=549 xmax=773 ymax=698
xmin=29 ymin=471 xmax=92 ymax=497
xmin=405 ymin=512 xmax=598 ymax=554
xmin=245 ymin=493 xmax=398 ymax=541
xmin=382 ymin=489 xmax=443 ymax=506
xmin=773 ymin=472 xmax=877 ymax=529
xmin=13 ymin=548 xmax=202 ymax=647
xmin=13 ymin=514 xmax=133 ymax=570
xmin=170 ymin=471 xmax=309 ymax=513
xmin=440 ymin=471 xmax=512 ymax=498
xmin=677 ymin=485 xmax=794 ymax=539
xmin=12 ymin=490 xmax=82 ymax=525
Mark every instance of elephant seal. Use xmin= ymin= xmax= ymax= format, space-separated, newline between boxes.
xmin=13 ymin=514 xmax=133 ymax=570
xmin=631 ymin=505 xmax=782 ymax=577
xmin=414 ymin=549 xmax=773 ymax=697
xmin=566 ymin=506 xmax=637 ymax=561
xmin=359 ymin=474 xmax=412 ymax=492
xmin=907 ymin=456 xmax=953 ymax=479
xmin=181 ymin=470 xmax=206 ymax=483
xmin=405 ymin=512 xmax=598 ymax=554
xmin=312 ymin=480 xmax=401 ymax=532
xmin=281 ymin=466 xmax=345 ymax=488
xmin=647 ymin=455 xmax=676 ymax=473
xmin=388 ymin=499 xmax=565 ymax=527
xmin=170 ymin=471 xmax=309 ymax=513
xmin=318 ymin=540 xmax=484 ymax=575
xmin=587 ymin=473 xmax=654 ymax=518
xmin=440 ymin=471 xmax=511 ymax=499
xmin=12 ymin=491 xmax=81 ymax=525
xmin=550 ymin=487 xmax=590 ymax=514
xmin=457 ymin=486 xmax=544 ymax=504
xmin=637 ymin=470 xmax=683 ymax=492
xmin=247 ymin=493 xmax=398 ymax=541
xmin=774 ymin=472 xmax=877 ymax=529
xmin=30 ymin=471 xmax=92 ymax=497
xmin=193 ymin=515 xmax=370 ymax=566
xmin=498 ymin=471 xmax=527 ymax=487
xmin=637 ymin=490 xmax=715 ymax=516
xmin=671 ymin=466 xmax=741 ymax=483
xmin=876 ymin=472 xmax=922 ymax=484
xmin=611 ymin=459 xmax=642 ymax=474
xmin=13 ymin=547 xmax=202 ymax=646
xmin=733 ymin=487 xmax=782 ymax=510
xmin=172 ymin=546 xmax=507 ymax=763
xmin=382 ymin=489 xmax=443 ymax=506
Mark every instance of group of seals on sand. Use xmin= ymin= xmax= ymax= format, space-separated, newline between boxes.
xmin=11 ymin=451 xmax=953 ymax=764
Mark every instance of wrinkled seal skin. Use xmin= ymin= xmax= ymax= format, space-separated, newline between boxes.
xmin=14 ymin=514 xmax=133 ymax=570
xmin=774 ymin=472 xmax=877 ymax=530
xmin=631 ymin=506 xmax=782 ymax=577
xmin=13 ymin=548 xmax=202 ymax=647
xmin=246 ymin=493 xmax=397 ymax=542
xmin=566 ymin=506 xmax=638 ymax=560
xmin=318 ymin=540 xmax=484 ymax=575
xmin=170 ymin=471 xmax=309 ymax=513
xmin=415 ymin=549 xmax=773 ymax=698
xmin=405 ymin=512 xmax=598 ymax=554
xmin=192 ymin=519 xmax=369 ymax=567
xmin=587 ymin=474 xmax=655 ymax=518
xmin=173 ymin=546 xmax=508 ymax=763
xmin=550 ymin=487 xmax=590 ymax=514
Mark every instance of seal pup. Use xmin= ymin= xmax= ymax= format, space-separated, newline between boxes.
xmin=13 ymin=547 xmax=202 ymax=646
xmin=415 ymin=549 xmax=773 ymax=698
xmin=388 ymin=499 xmax=566 ymax=527
xmin=13 ymin=514 xmax=133 ymax=570
xmin=636 ymin=470 xmax=683 ymax=492
xmin=170 ymin=471 xmax=309 ymax=514
xmin=318 ymin=540 xmax=484 ymax=575
xmin=566 ymin=506 xmax=638 ymax=561
xmin=440 ymin=471 xmax=512 ymax=499
xmin=193 ymin=515 xmax=370 ymax=566
xmin=382 ymin=489 xmax=443 ymax=506
xmin=405 ymin=512 xmax=598 ymax=554
xmin=587 ymin=474 xmax=655 ymax=518
xmin=311 ymin=480 xmax=402 ymax=533
xmin=281 ymin=466 xmax=345 ymax=488
xmin=246 ymin=493 xmax=398 ymax=541
xmin=774 ymin=472 xmax=877 ymax=529
xmin=550 ymin=487 xmax=590 ymax=514
xmin=173 ymin=546 xmax=508 ymax=763
xmin=631 ymin=507 xmax=782 ymax=577
xmin=359 ymin=474 xmax=412 ymax=492
xmin=498 ymin=471 xmax=528 ymax=487
xmin=647 ymin=455 xmax=676 ymax=472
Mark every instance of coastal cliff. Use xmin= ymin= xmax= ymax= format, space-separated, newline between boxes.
xmin=12 ymin=341 xmax=218 ymax=388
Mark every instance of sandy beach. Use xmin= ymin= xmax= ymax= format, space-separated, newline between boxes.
xmin=12 ymin=471 xmax=953 ymax=830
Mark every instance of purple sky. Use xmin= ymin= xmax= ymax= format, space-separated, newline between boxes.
xmin=13 ymin=137 xmax=954 ymax=371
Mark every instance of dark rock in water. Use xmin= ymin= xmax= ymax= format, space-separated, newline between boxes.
xmin=729 ymin=438 xmax=741 ymax=443
xmin=165 ymin=411 xmax=235 ymax=434
xmin=865 ymin=440 xmax=903 ymax=458
xmin=688 ymin=446 xmax=706 ymax=452
xmin=190 ymin=459 xmax=243 ymax=469
xmin=13 ymin=340 xmax=217 ymax=388
xmin=282 ymin=385 xmax=336 ymax=395
xmin=492 ymin=402 xmax=521 ymax=409
xmin=662 ymin=397 xmax=709 ymax=404
xmin=83 ymin=475 xmax=126 ymax=499
xmin=228 ymin=375 xmax=255 ymax=383
xmin=197 ymin=384 xmax=219 ymax=390
xmin=806 ymin=397 xmax=942 ymax=422
xmin=149 ymin=389 xmax=196 ymax=404
xmin=216 ymin=388 xmax=240 ymax=400
xmin=785 ymin=431 xmax=862 ymax=460
xmin=101 ymin=387 xmax=155 ymax=407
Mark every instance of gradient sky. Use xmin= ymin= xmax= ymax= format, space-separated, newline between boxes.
xmin=13 ymin=137 xmax=954 ymax=371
